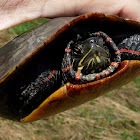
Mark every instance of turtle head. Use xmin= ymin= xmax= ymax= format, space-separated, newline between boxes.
xmin=73 ymin=36 xmax=111 ymax=74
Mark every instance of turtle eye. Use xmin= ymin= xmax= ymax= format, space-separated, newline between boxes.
xmin=89 ymin=40 xmax=94 ymax=44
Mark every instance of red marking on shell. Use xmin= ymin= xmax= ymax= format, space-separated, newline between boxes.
xmin=103 ymin=70 xmax=110 ymax=76
xmin=111 ymin=62 xmax=119 ymax=68
xmin=106 ymin=38 xmax=111 ymax=42
xmin=76 ymin=72 xmax=82 ymax=81
xmin=65 ymin=48 xmax=72 ymax=52
xmin=62 ymin=65 xmax=73 ymax=72
xmin=96 ymin=74 xmax=100 ymax=80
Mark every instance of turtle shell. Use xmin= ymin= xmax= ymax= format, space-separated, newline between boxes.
xmin=0 ymin=13 xmax=140 ymax=122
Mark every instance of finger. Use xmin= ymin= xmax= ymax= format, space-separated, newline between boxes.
xmin=0 ymin=0 xmax=45 ymax=31
xmin=44 ymin=0 xmax=140 ymax=22
xmin=119 ymin=0 xmax=140 ymax=22
xmin=0 ymin=0 xmax=140 ymax=31
xmin=42 ymin=0 xmax=124 ymax=17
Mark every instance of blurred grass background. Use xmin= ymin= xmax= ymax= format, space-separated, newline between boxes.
xmin=134 ymin=77 xmax=140 ymax=97
xmin=0 ymin=18 xmax=139 ymax=140
xmin=8 ymin=18 xmax=48 ymax=35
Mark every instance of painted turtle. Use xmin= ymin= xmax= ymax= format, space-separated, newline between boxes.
xmin=0 ymin=13 xmax=140 ymax=122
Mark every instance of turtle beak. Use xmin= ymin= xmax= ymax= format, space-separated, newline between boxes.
xmin=21 ymin=60 xmax=140 ymax=122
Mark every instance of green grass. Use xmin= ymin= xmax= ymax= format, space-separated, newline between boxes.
xmin=121 ymin=131 xmax=138 ymax=140
xmin=8 ymin=18 xmax=48 ymax=35
xmin=134 ymin=76 xmax=140 ymax=96
xmin=34 ymin=130 xmax=43 ymax=135
xmin=129 ymin=104 xmax=139 ymax=112
xmin=134 ymin=76 xmax=140 ymax=86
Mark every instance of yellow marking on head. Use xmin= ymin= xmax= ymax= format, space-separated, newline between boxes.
xmin=77 ymin=66 xmax=84 ymax=72
xmin=103 ymin=58 xmax=110 ymax=64
xmin=74 ymin=48 xmax=80 ymax=51
xmin=72 ymin=59 xmax=75 ymax=66
xmin=107 ymin=58 xmax=111 ymax=64
xmin=96 ymin=44 xmax=109 ymax=55
xmin=92 ymin=58 xmax=95 ymax=67
xmin=96 ymin=56 xmax=101 ymax=63
xmin=78 ymin=48 xmax=93 ymax=66
xmin=86 ymin=59 xmax=93 ymax=69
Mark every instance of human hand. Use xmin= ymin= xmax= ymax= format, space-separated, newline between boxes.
xmin=0 ymin=0 xmax=140 ymax=31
